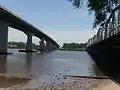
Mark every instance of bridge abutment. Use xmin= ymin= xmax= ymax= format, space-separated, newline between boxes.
xmin=0 ymin=22 xmax=8 ymax=54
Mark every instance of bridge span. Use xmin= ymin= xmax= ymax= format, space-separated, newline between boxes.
xmin=0 ymin=5 xmax=59 ymax=54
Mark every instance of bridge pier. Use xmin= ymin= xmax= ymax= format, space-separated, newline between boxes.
xmin=0 ymin=22 xmax=8 ymax=54
xmin=19 ymin=33 xmax=36 ymax=52
xmin=39 ymin=38 xmax=46 ymax=52
xmin=26 ymin=33 xmax=33 ymax=51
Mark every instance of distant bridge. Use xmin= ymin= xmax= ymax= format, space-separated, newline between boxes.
xmin=0 ymin=5 xmax=59 ymax=54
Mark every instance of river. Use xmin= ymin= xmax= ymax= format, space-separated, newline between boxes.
xmin=0 ymin=49 xmax=103 ymax=77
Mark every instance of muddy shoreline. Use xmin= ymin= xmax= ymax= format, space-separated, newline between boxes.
xmin=0 ymin=73 xmax=119 ymax=90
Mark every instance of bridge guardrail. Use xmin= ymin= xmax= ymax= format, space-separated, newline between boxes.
xmin=86 ymin=6 xmax=120 ymax=48
xmin=86 ymin=25 xmax=120 ymax=48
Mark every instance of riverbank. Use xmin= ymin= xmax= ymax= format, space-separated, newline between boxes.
xmin=0 ymin=75 xmax=120 ymax=90
xmin=0 ymin=74 xmax=31 ymax=88
xmin=35 ymin=77 xmax=120 ymax=90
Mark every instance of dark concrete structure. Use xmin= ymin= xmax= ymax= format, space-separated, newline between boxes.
xmin=86 ymin=32 xmax=120 ymax=79
xmin=0 ymin=5 xmax=59 ymax=53
xmin=86 ymin=5 xmax=120 ymax=82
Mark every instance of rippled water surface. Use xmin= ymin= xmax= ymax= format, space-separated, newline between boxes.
xmin=0 ymin=49 xmax=104 ymax=77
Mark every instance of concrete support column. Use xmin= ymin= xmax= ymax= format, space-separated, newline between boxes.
xmin=46 ymin=41 xmax=51 ymax=51
xmin=39 ymin=38 xmax=46 ymax=51
xmin=26 ymin=33 xmax=33 ymax=51
xmin=0 ymin=22 xmax=8 ymax=54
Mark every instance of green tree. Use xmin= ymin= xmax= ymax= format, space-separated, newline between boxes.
xmin=68 ymin=0 xmax=119 ymax=28
xmin=79 ymin=43 xmax=86 ymax=48
xmin=62 ymin=43 xmax=86 ymax=49
xmin=8 ymin=42 xmax=26 ymax=49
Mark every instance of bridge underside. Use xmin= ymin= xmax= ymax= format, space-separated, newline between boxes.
xmin=86 ymin=33 xmax=120 ymax=82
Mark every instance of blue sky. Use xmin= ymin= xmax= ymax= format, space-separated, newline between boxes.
xmin=0 ymin=0 xmax=97 ymax=46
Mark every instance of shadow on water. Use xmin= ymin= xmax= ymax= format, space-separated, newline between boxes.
xmin=25 ymin=53 xmax=32 ymax=74
xmin=87 ymin=45 xmax=120 ymax=83
xmin=91 ymin=62 xmax=104 ymax=76
xmin=0 ymin=55 xmax=31 ymax=88
xmin=0 ymin=53 xmax=33 ymax=76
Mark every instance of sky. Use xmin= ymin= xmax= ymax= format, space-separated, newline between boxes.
xmin=0 ymin=0 xmax=97 ymax=46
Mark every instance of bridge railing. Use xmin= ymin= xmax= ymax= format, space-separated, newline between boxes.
xmin=86 ymin=5 xmax=120 ymax=48
xmin=108 ymin=25 xmax=120 ymax=37
xmin=86 ymin=25 xmax=120 ymax=48
xmin=86 ymin=28 xmax=105 ymax=47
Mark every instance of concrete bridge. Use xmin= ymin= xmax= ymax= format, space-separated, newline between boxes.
xmin=86 ymin=5 xmax=120 ymax=82
xmin=0 ymin=5 xmax=59 ymax=54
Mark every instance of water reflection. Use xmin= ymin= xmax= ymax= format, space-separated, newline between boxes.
xmin=25 ymin=53 xmax=32 ymax=74
xmin=91 ymin=63 xmax=104 ymax=76
xmin=6 ymin=53 xmax=33 ymax=75
xmin=0 ymin=50 xmax=104 ymax=77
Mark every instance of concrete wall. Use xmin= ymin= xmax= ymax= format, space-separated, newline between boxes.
xmin=86 ymin=33 xmax=120 ymax=82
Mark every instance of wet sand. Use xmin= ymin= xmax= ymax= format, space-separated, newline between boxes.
xmin=0 ymin=72 xmax=119 ymax=90
xmin=0 ymin=75 xmax=119 ymax=90
xmin=35 ymin=78 xmax=112 ymax=90
xmin=24 ymin=77 xmax=120 ymax=90
xmin=0 ymin=76 xmax=30 ymax=88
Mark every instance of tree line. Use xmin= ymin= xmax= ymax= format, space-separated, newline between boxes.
xmin=60 ymin=43 xmax=86 ymax=51
xmin=63 ymin=43 xmax=86 ymax=49
xmin=8 ymin=41 xmax=39 ymax=49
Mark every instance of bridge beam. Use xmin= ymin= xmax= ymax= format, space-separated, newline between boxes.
xmin=0 ymin=22 xmax=8 ymax=54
